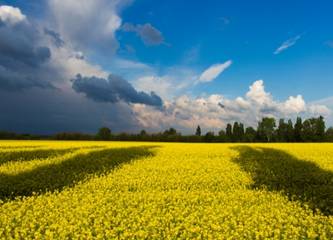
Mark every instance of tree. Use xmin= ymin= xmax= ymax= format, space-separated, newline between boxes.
xmin=302 ymin=116 xmax=326 ymax=142
xmin=140 ymin=129 xmax=147 ymax=136
xmin=302 ymin=118 xmax=317 ymax=142
xmin=294 ymin=117 xmax=303 ymax=142
xmin=326 ymin=127 xmax=333 ymax=142
xmin=239 ymin=123 xmax=245 ymax=141
xmin=195 ymin=125 xmax=201 ymax=136
xmin=164 ymin=128 xmax=177 ymax=136
xmin=257 ymin=117 xmax=276 ymax=142
xmin=244 ymin=127 xmax=257 ymax=142
xmin=218 ymin=129 xmax=227 ymax=142
xmin=316 ymin=116 xmax=326 ymax=141
xmin=232 ymin=122 xmax=240 ymax=142
xmin=204 ymin=131 xmax=215 ymax=142
xmin=226 ymin=123 xmax=233 ymax=142
xmin=286 ymin=119 xmax=294 ymax=142
xmin=97 ymin=127 xmax=111 ymax=140
xmin=277 ymin=119 xmax=288 ymax=142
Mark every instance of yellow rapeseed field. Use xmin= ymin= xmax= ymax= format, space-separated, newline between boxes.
xmin=0 ymin=141 xmax=333 ymax=239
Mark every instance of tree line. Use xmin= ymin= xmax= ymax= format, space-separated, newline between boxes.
xmin=1 ymin=116 xmax=333 ymax=142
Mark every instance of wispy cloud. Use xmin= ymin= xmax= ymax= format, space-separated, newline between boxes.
xmin=198 ymin=60 xmax=232 ymax=83
xmin=122 ymin=23 xmax=165 ymax=46
xmin=274 ymin=35 xmax=301 ymax=55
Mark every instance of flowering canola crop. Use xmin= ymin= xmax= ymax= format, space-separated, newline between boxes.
xmin=0 ymin=141 xmax=333 ymax=239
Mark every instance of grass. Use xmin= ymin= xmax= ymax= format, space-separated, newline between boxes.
xmin=0 ymin=141 xmax=333 ymax=239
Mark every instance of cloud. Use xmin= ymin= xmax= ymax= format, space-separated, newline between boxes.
xmin=132 ymin=80 xmax=331 ymax=133
xmin=0 ymin=5 xmax=26 ymax=25
xmin=0 ymin=88 xmax=140 ymax=134
xmin=133 ymin=67 xmax=198 ymax=99
xmin=72 ymin=74 xmax=163 ymax=107
xmin=283 ymin=95 xmax=306 ymax=114
xmin=198 ymin=60 xmax=232 ymax=83
xmin=1 ymin=3 xmax=330 ymax=135
xmin=0 ymin=4 xmax=164 ymax=135
xmin=309 ymin=96 xmax=333 ymax=126
xmin=122 ymin=23 xmax=164 ymax=46
xmin=48 ymin=0 xmax=130 ymax=53
xmin=246 ymin=79 xmax=272 ymax=105
xmin=0 ymin=10 xmax=55 ymax=91
xmin=44 ymin=28 xmax=65 ymax=47
xmin=274 ymin=35 xmax=301 ymax=54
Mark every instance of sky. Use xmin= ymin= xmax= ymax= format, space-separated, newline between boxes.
xmin=0 ymin=0 xmax=333 ymax=134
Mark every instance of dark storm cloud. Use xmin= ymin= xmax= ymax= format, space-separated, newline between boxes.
xmin=0 ymin=88 xmax=140 ymax=134
xmin=44 ymin=28 xmax=65 ymax=47
xmin=0 ymin=18 xmax=54 ymax=91
xmin=72 ymin=74 xmax=163 ymax=107
xmin=122 ymin=23 xmax=164 ymax=46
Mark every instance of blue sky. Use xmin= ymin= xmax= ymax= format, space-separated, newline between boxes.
xmin=0 ymin=0 xmax=333 ymax=134
xmin=119 ymin=0 xmax=333 ymax=100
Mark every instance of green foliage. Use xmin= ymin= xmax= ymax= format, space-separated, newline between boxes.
xmin=257 ymin=117 xmax=276 ymax=142
xmin=195 ymin=125 xmax=201 ymax=136
xmin=97 ymin=127 xmax=112 ymax=140
xmin=244 ymin=127 xmax=256 ymax=142
xmin=326 ymin=127 xmax=333 ymax=142
xmin=0 ymin=116 xmax=331 ymax=143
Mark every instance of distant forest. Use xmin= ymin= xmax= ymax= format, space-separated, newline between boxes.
xmin=1 ymin=116 xmax=333 ymax=142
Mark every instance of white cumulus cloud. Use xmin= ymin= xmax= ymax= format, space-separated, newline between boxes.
xmin=0 ymin=5 xmax=26 ymax=25
xmin=132 ymin=80 xmax=331 ymax=133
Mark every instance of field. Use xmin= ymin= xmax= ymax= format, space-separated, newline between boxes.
xmin=0 ymin=141 xmax=333 ymax=239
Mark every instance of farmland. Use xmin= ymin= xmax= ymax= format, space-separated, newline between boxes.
xmin=0 ymin=141 xmax=333 ymax=239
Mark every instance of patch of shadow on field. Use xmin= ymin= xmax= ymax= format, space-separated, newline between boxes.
xmin=0 ymin=148 xmax=78 ymax=165
xmin=0 ymin=146 xmax=157 ymax=201
xmin=232 ymin=146 xmax=333 ymax=216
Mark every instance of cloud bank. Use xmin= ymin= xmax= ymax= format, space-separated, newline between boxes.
xmin=133 ymin=80 xmax=330 ymax=133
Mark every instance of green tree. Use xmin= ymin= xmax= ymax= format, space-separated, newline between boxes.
xmin=164 ymin=128 xmax=177 ymax=136
xmin=326 ymin=127 xmax=333 ymax=142
xmin=302 ymin=116 xmax=326 ymax=142
xmin=140 ymin=129 xmax=147 ymax=136
xmin=257 ymin=117 xmax=276 ymax=142
xmin=244 ymin=127 xmax=257 ymax=142
xmin=302 ymin=118 xmax=317 ymax=142
xmin=97 ymin=127 xmax=111 ymax=140
xmin=232 ymin=122 xmax=240 ymax=142
xmin=226 ymin=123 xmax=233 ymax=142
xmin=277 ymin=119 xmax=288 ymax=142
xmin=204 ymin=131 xmax=215 ymax=142
xmin=286 ymin=119 xmax=294 ymax=142
xmin=195 ymin=125 xmax=201 ymax=136
xmin=239 ymin=123 xmax=245 ymax=142
xmin=218 ymin=129 xmax=227 ymax=142
xmin=294 ymin=117 xmax=303 ymax=142
xmin=316 ymin=116 xmax=326 ymax=141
